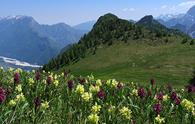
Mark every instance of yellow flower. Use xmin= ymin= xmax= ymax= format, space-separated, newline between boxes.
xmin=119 ymin=106 xmax=132 ymax=120
xmin=16 ymin=84 xmax=22 ymax=92
xmin=81 ymin=92 xmax=92 ymax=102
xmin=28 ymin=78 xmax=35 ymax=86
xmin=181 ymin=99 xmax=194 ymax=112
xmin=89 ymin=85 xmax=100 ymax=93
xmin=91 ymin=103 xmax=101 ymax=113
xmin=131 ymin=89 xmax=138 ymax=96
xmin=155 ymin=115 xmax=165 ymax=124
xmin=106 ymin=79 xmax=111 ymax=85
xmin=88 ymin=113 xmax=99 ymax=124
xmin=75 ymin=84 xmax=85 ymax=94
xmin=108 ymin=105 xmax=116 ymax=113
xmin=41 ymin=101 xmax=49 ymax=110
xmin=32 ymin=70 xmax=35 ymax=73
xmin=53 ymin=80 xmax=59 ymax=87
xmin=163 ymin=94 xmax=169 ymax=102
xmin=54 ymin=74 xmax=58 ymax=80
xmin=8 ymin=67 xmax=14 ymax=72
xmin=96 ymin=79 xmax=102 ymax=86
xmin=8 ymin=100 xmax=16 ymax=107
xmin=111 ymin=79 xmax=118 ymax=88
xmin=15 ymin=93 xmax=25 ymax=102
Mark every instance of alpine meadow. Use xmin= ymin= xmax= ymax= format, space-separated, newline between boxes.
xmin=0 ymin=1 xmax=195 ymax=124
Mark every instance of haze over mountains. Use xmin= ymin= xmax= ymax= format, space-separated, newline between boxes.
xmin=0 ymin=15 xmax=87 ymax=65
xmin=157 ymin=5 xmax=195 ymax=38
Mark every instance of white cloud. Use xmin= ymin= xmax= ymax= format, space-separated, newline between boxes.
xmin=122 ymin=8 xmax=135 ymax=12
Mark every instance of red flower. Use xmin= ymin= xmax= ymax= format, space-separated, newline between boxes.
xmin=0 ymin=87 xmax=6 ymax=103
xmin=98 ymin=90 xmax=106 ymax=99
xmin=150 ymin=79 xmax=155 ymax=86
xmin=156 ymin=92 xmax=163 ymax=101
xmin=14 ymin=72 xmax=20 ymax=84
xmin=186 ymin=85 xmax=195 ymax=93
xmin=171 ymin=92 xmax=177 ymax=100
xmin=67 ymin=80 xmax=74 ymax=90
xmin=138 ymin=87 xmax=146 ymax=98
xmin=78 ymin=78 xmax=85 ymax=85
xmin=35 ymin=72 xmax=40 ymax=81
xmin=153 ymin=103 xmax=162 ymax=114
xmin=174 ymin=97 xmax=181 ymax=105
xmin=46 ymin=76 xmax=53 ymax=85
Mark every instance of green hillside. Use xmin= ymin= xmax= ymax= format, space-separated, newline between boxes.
xmin=43 ymin=13 xmax=193 ymax=87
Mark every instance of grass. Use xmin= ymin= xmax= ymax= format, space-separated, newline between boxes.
xmin=61 ymin=39 xmax=195 ymax=87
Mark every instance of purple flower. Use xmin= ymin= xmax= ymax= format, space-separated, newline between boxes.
xmin=35 ymin=72 xmax=40 ymax=81
xmin=78 ymin=78 xmax=85 ymax=85
xmin=14 ymin=72 xmax=20 ymax=84
xmin=150 ymin=79 xmax=155 ymax=86
xmin=98 ymin=90 xmax=106 ymax=99
xmin=138 ymin=87 xmax=146 ymax=98
xmin=153 ymin=103 xmax=162 ymax=114
xmin=171 ymin=92 xmax=177 ymax=100
xmin=34 ymin=97 xmax=41 ymax=108
xmin=46 ymin=76 xmax=53 ymax=85
xmin=156 ymin=92 xmax=163 ymax=101
xmin=174 ymin=97 xmax=181 ymax=105
xmin=147 ymin=90 xmax=152 ymax=97
xmin=186 ymin=85 xmax=195 ymax=93
xmin=117 ymin=82 xmax=123 ymax=89
xmin=0 ymin=87 xmax=6 ymax=103
xmin=67 ymin=80 xmax=74 ymax=90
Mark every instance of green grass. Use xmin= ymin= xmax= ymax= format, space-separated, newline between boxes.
xmin=61 ymin=40 xmax=195 ymax=87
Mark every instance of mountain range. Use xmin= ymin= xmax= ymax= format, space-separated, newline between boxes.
xmin=0 ymin=15 xmax=87 ymax=65
xmin=157 ymin=5 xmax=195 ymax=38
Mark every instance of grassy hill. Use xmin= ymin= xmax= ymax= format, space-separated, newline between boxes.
xmin=43 ymin=13 xmax=193 ymax=87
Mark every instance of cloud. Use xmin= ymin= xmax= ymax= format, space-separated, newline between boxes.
xmin=122 ymin=8 xmax=135 ymax=12
xmin=160 ymin=1 xmax=195 ymax=14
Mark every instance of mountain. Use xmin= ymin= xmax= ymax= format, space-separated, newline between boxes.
xmin=0 ymin=15 xmax=86 ymax=65
xmin=43 ymin=13 xmax=194 ymax=85
xmin=157 ymin=5 xmax=195 ymax=38
xmin=43 ymin=13 xmax=188 ymax=71
xmin=73 ymin=21 xmax=96 ymax=32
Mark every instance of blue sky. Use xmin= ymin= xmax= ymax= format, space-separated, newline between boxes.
xmin=0 ymin=0 xmax=195 ymax=25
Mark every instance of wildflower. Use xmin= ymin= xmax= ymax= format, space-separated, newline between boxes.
xmin=53 ymin=80 xmax=59 ymax=87
xmin=81 ymin=92 xmax=92 ymax=102
xmin=147 ymin=90 xmax=152 ymax=97
xmin=174 ymin=97 xmax=181 ymax=105
xmin=41 ymin=101 xmax=49 ymax=110
xmin=46 ymin=76 xmax=53 ymax=85
xmin=111 ymin=79 xmax=118 ymax=88
xmin=35 ymin=72 xmax=40 ymax=81
xmin=67 ymin=80 xmax=74 ymax=90
xmin=170 ymin=91 xmax=177 ymax=100
xmin=153 ymin=103 xmax=162 ymax=114
xmin=117 ymin=82 xmax=124 ymax=89
xmin=8 ymin=99 xmax=16 ymax=106
xmin=96 ymin=79 xmax=102 ymax=86
xmin=75 ymin=84 xmax=85 ymax=94
xmin=91 ymin=103 xmax=101 ymax=113
xmin=119 ymin=106 xmax=132 ymax=120
xmin=138 ymin=87 xmax=145 ymax=98
xmin=78 ymin=78 xmax=85 ymax=85
xmin=14 ymin=72 xmax=20 ymax=84
xmin=163 ymin=94 xmax=169 ymax=102
xmin=15 ymin=84 xmax=22 ymax=92
xmin=108 ymin=105 xmax=116 ymax=113
xmin=186 ymin=85 xmax=195 ymax=93
xmin=156 ymin=92 xmax=163 ymax=101
xmin=88 ymin=113 xmax=99 ymax=124
xmin=181 ymin=99 xmax=194 ymax=112
xmin=28 ymin=78 xmax=35 ymax=86
xmin=151 ymin=78 xmax=155 ymax=86
xmin=155 ymin=115 xmax=165 ymax=124
xmin=89 ymin=85 xmax=100 ymax=93
xmin=97 ymin=90 xmax=106 ymax=99
xmin=0 ymin=87 xmax=6 ymax=103
xmin=131 ymin=89 xmax=138 ymax=96
xmin=15 ymin=93 xmax=25 ymax=102
xmin=34 ymin=97 xmax=41 ymax=109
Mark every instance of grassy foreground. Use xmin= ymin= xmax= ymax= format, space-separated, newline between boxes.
xmin=0 ymin=68 xmax=195 ymax=123
xmin=61 ymin=41 xmax=195 ymax=87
